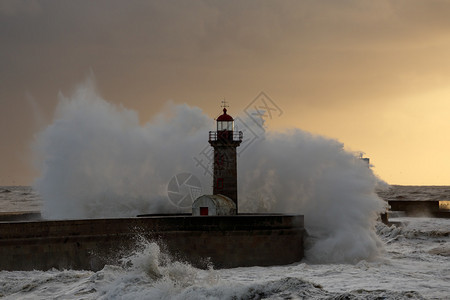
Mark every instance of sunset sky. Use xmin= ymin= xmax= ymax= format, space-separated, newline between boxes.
xmin=1 ymin=0 xmax=450 ymax=186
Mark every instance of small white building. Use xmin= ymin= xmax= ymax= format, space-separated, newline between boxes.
xmin=192 ymin=194 xmax=236 ymax=216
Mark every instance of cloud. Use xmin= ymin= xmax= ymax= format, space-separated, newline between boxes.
xmin=0 ymin=0 xmax=41 ymax=16
xmin=2 ymin=1 xmax=450 ymax=185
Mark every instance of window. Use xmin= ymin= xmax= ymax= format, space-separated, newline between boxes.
xmin=217 ymin=121 xmax=233 ymax=131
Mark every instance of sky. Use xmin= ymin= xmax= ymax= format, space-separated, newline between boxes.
xmin=1 ymin=0 xmax=450 ymax=186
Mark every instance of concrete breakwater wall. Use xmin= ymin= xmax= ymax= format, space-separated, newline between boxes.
xmin=0 ymin=215 xmax=304 ymax=271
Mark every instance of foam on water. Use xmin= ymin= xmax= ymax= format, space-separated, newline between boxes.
xmin=31 ymin=77 xmax=387 ymax=264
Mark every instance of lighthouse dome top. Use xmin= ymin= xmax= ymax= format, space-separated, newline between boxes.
xmin=217 ymin=108 xmax=234 ymax=121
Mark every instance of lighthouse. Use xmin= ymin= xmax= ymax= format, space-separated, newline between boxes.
xmin=208 ymin=104 xmax=243 ymax=211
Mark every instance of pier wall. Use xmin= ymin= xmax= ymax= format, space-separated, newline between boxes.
xmin=0 ymin=215 xmax=304 ymax=271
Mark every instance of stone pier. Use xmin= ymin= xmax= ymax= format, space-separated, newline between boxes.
xmin=0 ymin=214 xmax=304 ymax=271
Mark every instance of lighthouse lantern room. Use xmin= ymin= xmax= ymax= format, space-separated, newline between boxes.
xmin=216 ymin=108 xmax=234 ymax=131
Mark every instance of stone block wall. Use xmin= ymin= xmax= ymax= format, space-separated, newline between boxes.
xmin=0 ymin=215 xmax=304 ymax=271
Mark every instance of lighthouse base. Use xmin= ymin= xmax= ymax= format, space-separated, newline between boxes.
xmin=0 ymin=214 xmax=304 ymax=270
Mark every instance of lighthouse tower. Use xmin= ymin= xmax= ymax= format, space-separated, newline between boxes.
xmin=208 ymin=103 xmax=243 ymax=211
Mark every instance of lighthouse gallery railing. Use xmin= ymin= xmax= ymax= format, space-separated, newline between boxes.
xmin=209 ymin=131 xmax=243 ymax=142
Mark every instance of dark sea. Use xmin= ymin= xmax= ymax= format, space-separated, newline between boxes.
xmin=0 ymin=185 xmax=449 ymax=299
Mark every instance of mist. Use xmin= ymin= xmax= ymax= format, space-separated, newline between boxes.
xmin=33 ymin=77 xmax=386 ymax=263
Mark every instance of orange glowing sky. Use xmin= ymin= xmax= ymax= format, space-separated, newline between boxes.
xmin=1 ymin=0 xmax=450 ymax=185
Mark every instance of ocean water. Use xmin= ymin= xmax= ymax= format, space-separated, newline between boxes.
xmin=0 ymin=186 xmax=42 ymax=213
xmin=0 ymin=186 xmax=449 ymax=299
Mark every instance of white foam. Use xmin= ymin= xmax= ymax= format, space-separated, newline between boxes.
xmin=33 ymin=76 xmax=386 ymax=263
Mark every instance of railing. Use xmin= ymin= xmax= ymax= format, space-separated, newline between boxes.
xmin=209 ymin=131 xmax=243 ymax=142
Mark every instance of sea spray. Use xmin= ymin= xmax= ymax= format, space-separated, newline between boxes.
xmin=96 ymin=239 xmax=218 ymax=299
xmin=33 ymin=77 xmax=386 ymax=263
xmin=33 ymin=76 xmax=211 ymax=219
xmin=236 ymin=127 xmax=386 ymax=263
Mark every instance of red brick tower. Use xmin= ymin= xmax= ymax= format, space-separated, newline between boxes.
xmin=208 ymin=104 xmax=243 ymax=212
